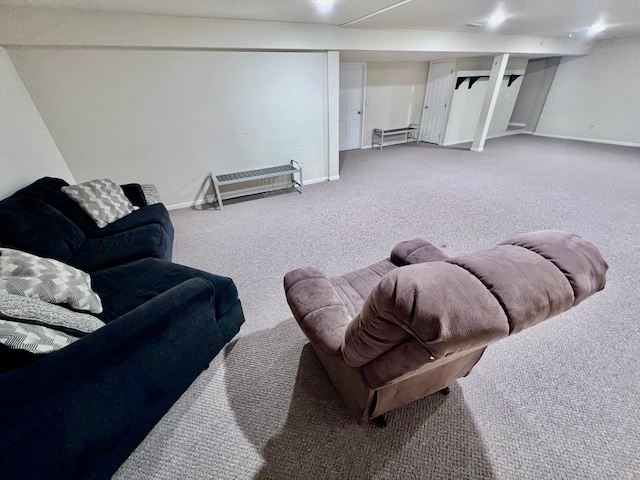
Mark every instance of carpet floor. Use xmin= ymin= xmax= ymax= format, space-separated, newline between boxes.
xmin=114 ymin=134 xmax=640 ymax=479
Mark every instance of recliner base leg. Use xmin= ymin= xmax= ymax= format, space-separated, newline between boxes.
xmin=371 ymin=415 xmax=387 ymax=428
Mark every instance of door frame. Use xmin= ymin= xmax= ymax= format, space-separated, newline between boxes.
xmin=339 ymin=62 xmax=367 ymax=151
xmin=420 ymin=59 xmax=456 ymax=145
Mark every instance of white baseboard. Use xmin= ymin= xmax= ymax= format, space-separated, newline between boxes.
xmin=443 ymin=129 xmax=525 ymax=147
xmin=442 ymin=138 xmax=473 ymax=146
xmin=303 ymin=176 xmax=328 ymax=185
xmin=361 ymin=138 xmax=415 ymax=150
xmin=166 ymin=198 xmax=209 ymax=211
xmin=165 ymin=176 xmax=333 ymax=210
xmin=532 ymin=132 xmax=640 ymax=148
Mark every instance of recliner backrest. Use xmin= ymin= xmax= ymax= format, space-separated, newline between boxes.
xmin=341 ymin=230 xmax=608 ymax=384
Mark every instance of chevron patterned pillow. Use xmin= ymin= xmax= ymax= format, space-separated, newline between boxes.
xmin=62 ymin=178 xmax=139 ymax=228
xmin=0 ymin=248 xmax=103 ymax=314
xmin=0 ymin=320 xmax=78 ymax=354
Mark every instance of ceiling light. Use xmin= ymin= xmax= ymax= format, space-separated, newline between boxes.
xmin=315 ymin=0 xmax=334 ymax=9
xmin=487 ymin=13 xmax=507 ymax=28
xmin=588 ymin=21 xmax=606 ymax=35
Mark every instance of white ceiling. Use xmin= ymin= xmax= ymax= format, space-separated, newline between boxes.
xmin=1 ymin=0 xmax=639 ymax=40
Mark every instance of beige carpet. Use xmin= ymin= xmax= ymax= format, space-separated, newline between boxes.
xmin=114 ymin=134 xmax=640 ymax=479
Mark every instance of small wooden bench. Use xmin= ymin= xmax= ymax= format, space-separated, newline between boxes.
xmin=210 ymin=160 xmax=302 ymax=209
xmin=372 ymin=124 xmax=420 ymax=150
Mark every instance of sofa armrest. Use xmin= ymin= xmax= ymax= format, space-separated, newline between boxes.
xmin=0 ymin=278 xmax=224 ymax=479
xmin=120 ymin=183 xmax=147 ymax=207
xmin=284 ymin=267 xmax=352 ymax=356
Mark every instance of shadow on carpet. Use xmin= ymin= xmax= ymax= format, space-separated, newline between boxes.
xmin=224 ymin=319 xmax=496 ymax=479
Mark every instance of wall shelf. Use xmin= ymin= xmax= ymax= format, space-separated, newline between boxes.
xmin=455 ymin=73 xmax=522 ymax=90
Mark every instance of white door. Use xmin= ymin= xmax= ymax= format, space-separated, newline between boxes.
xmin=339 ymin=63 xmax=365 ymax=151
xmin=421 ymin=60 xmax=456 ymax=144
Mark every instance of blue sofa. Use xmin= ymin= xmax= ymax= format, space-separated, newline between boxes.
xmin=0 ymin=177 xmax=245 ymax=479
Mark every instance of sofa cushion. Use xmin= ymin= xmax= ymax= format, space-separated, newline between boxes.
xmin=0 ymin=248 xmax=103 ymax=314
xmin=0 ymin=343 xmax=39 ymax=372
xmin=0 ymin=294 xmax=105 ymax=337
xmin=83 ymin=203 xmax=174 ymax=241
xmin=91 ymin=258 xmax=240 ymax=339
xmin=70 ymin=223 xmax=172 ymax=272
xmin=10 ymin=177 xmax=94 ymax=230
xmin=0 ymin=195 xmax=85 ymax=262
xmin=9 ymin=178 xmax=173 ymax=243
xmin=62 ymin=179 xmax=138 ymax=228
xmin=120 ymin=183 xmax=148 ymax=208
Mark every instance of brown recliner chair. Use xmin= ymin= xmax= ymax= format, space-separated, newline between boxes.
xmin=284 ymin=230 xmax=608 ymax=425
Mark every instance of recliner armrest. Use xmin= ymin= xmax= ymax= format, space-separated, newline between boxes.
xmin=390 ymin=238 xmax=449 ymax=266
xmin=284 ymin=267 xmax=352 ymax=356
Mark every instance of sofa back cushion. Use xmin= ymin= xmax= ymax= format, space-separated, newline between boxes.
xmin=0 ymin=195 xmax=85 ymax=262
xmin=11 ymin=177 xmax=100 ymax=233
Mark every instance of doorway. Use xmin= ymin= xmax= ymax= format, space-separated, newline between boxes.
xmin=339 ymin=63 xmax=365 ymax=151
xmin=421 ymin=60 xmax=456 ymax=145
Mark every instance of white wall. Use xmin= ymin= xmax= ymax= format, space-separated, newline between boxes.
xmin=0 ymin=47 xmax=74 ymax=200
xmin=443 ymin=56 xmax=528 ymax=145
xmin=8 ymin=48 xmax=329 ymax=207
xmin=362 ymin=62 xmax=428 ymax=147
xmin=536 ymin=35 xmax=640 ymax=146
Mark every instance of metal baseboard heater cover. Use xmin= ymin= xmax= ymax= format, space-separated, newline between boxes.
xmin=210 ymin=160 xmax=302 ymax=208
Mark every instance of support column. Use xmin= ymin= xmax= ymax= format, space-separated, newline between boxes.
xmin=471 ymin=53 xmax=509 ymax=152
xmin=327 ymin=51 xmax=340 ymax=180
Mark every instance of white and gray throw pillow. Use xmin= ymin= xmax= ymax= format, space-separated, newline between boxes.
xmin=0 ymin=293 xmax=105 ymax=337
xmin=62 ymin=178 xmax=139 ymax=228
xmin=141 ymin=184 xmax=162 ymax=205
xmin=0 ymin=248 xmax=103 ymax=314
xmin=0 ymin=320 xmax=78 ymax=354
